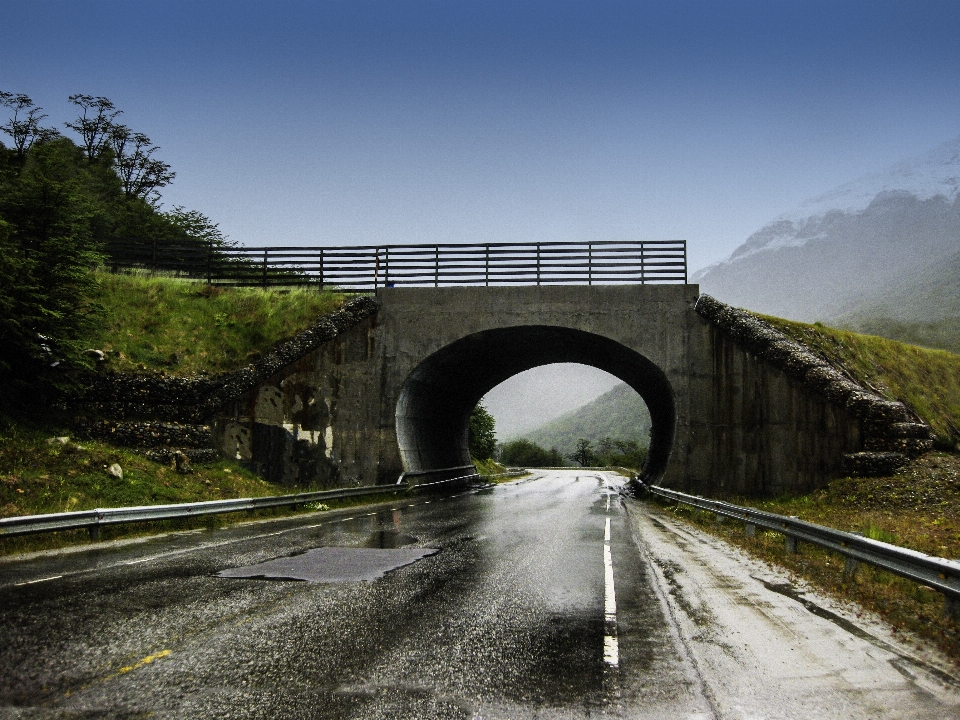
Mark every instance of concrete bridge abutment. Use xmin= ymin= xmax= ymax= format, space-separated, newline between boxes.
xmin=215 ymin=284 xmax=865 ymax=497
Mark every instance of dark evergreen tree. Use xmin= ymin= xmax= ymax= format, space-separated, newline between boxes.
xmin=0 ymin=137 xmax=105 ymax=420
xmin=500 ymin=439 xmax=565 ymax=467
xmin=468 ymin=404 xmax=497 ymax=460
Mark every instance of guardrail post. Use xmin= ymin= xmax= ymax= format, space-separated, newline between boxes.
xmin=844 ymin=531 xmax=863 ymax=578
xmin=485 ymin=244 xmax=490 ymax=286
xmin=434 ymin=246 xmax=439 ymax=287
xmin=88 ymin=524 xmax=100 ymax=541
xmin=944 ymin=596 xmax=960 ymax=621
xmin=375 ymin=247 xmax=380 ymax=289
xmin=745 ymin=522 xmax=756 ymax=538
xmin=318 ymin=247 xmax=324 ymax=288
xmin=588 ymin=243 xmax=593 ymax=285
xmin=785 ymin=536 xmax=799 ymax=553
xmin=536 ymin=244 xmax=541 ymax=286
xmin=385 ymin=246 xmax=390 ymax=287
xmin=714 ymin=512 xmax=725 ymax=524
xmin=844 ymin=556 xmax=861 ymax=579
xmin=262 ymin=248 xmax=268 ymax=288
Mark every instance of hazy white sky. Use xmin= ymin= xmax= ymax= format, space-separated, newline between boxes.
xmin=482 ymin=364 xmax=622 ymax=439
xmin=3 ymin=1 xmax=960 ymax=273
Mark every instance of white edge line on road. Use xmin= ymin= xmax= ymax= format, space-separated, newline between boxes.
xmin=603 ymin=515 xmax=620 ymax=667
xmin=14 ymin=575 xmax=63 ymax=586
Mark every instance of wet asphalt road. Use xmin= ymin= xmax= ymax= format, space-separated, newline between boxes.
xmin=3 ymin=471 xmax=960 ymax=719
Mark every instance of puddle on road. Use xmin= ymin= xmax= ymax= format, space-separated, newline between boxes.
xmin=217 ymin=546 xmax=438 ymax=583
xmin=364 ymin=530 xmax=419 ymax=549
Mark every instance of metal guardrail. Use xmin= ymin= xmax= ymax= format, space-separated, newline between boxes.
xmin=646 ymin=484 xmax=960 ymax=612
xmin=396 ymin=465 xmax=478 ymax=486
xmin=0 ymin=474 xmax=478 ymax=540
xmin=104 ymin=239 xmax=688 ymax=289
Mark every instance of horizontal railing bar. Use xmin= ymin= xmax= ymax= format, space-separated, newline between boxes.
xmin=0 ymin=476 xmax=487 ymax=538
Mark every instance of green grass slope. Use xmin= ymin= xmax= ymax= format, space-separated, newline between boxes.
xmin=93 ymin=272 xmax=346 ymax=375
xmin=521 ymin=383 xmax=651 ymax=456
xmin=760 ymin=314 xmax=960 ymax=450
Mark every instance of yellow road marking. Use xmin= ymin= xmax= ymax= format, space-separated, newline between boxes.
xmin=116 ymin=649 xmax=172 ymax=676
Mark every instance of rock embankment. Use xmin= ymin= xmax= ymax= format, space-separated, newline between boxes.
xmin=695 ymin=294 xmax=934 ymax=476
xmin=78 ymin=296 xmax=380 ymax=465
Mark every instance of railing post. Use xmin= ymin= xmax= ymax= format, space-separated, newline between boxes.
xmin=683 ymin=239 xmax=688 ymax=283
xmin=385 ymin=246 xmax=390 ymax=287
xmin=640 ymin=241 xmax=646 ymax=284
xmin=375 ymin=247 xmax=380 ymax=289
xmin=485 ymin=244 xmax=490 ymax=287
xmin=435 ymin=246 xmax=439 ymax=287
xmin=588 ymin=243 xmax=593 ymax=286
xmin=262 ymin=248 xmax=268 ymax=288
xmin=536 ymin=244 xmax=541 ymax=286
xmin=318 ymin=247 xmax=324 ymax=289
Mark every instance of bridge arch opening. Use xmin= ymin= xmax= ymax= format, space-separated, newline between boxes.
xmin=395 ymin=326 xmax=675 ymax=482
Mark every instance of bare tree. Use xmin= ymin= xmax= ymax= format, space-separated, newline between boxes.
xmin=0 ymin=92 xmax=60 ymax=159
xmin=108 ymin=124 xmax=175 ymax=203
xmin=65 ymin=94 xmax=121 ymax=160
xmin=569 ymin=438 xmax=595 ymax=467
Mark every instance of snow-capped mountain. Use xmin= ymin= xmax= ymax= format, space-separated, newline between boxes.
xmin=695 ymin=135 xmax=960 ymax=322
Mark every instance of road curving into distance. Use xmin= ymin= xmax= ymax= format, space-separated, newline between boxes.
xmin=2 ymin=470 xmax=959 ymax=719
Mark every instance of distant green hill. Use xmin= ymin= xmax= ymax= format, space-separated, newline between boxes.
xmin=834 ymin=250 xmax=960 ymax=354
xmin=519 ymin=383 xmax=651 ymax=456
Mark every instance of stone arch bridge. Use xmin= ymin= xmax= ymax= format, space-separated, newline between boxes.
xmin=214 ymin=285 xmax=927 ymax=497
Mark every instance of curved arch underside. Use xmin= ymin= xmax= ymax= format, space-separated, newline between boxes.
xmin=396 ymin=325 xmax=676 ymax=481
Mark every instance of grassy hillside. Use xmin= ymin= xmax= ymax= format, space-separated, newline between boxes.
xmin=522 ymin=383 xmax=651 ymax=456
xmin=0 ymin=273 xmax=359 ymax=551
xmin=92 ymin=272 xmax=346 ymax=375
xmin=842 ymin=317 xmax=960 ymax=356
xmin=759 ymin=314 xmax=960 ymax=450
xmin=0 ymin=431 xmax=279 ymax=520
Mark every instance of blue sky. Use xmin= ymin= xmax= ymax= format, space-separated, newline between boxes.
xmin=3 ymin=0 xmax=960 ymax=272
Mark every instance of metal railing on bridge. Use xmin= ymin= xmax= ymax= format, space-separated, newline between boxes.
xmin=105 ymin=239 xmax=687 ymax=289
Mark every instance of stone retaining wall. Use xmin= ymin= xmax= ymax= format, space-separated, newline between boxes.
xmin=82 ymin=296 xmax=379 ymax=423
xmin=694 ymin=294 xmax=933 ymax=476
xmin=77 ymin=296 xmax=380 ymax=468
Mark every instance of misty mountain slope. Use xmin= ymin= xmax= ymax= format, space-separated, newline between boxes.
xmin=836 ymin=250 xmax=960 ymax=353
xmin=695 ymin=135 xmax=960 ymax=323
xmin=518 ymin=383 xmax=651 ymax=456
xmin=838 ymin=249 xmax=960 ymax=322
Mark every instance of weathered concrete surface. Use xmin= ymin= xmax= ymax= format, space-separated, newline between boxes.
xmin=214 ymin=284 xmax=869 ymax=496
